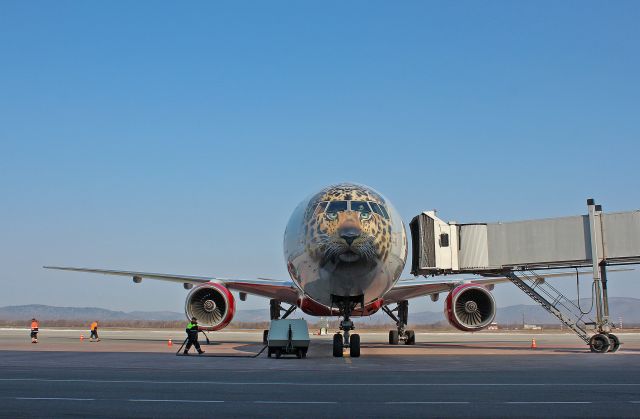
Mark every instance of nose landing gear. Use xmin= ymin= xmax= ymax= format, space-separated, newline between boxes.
xmin=332 ymin=320 xmax=361 ymax=358
xmin=331 ymin=295 xmax=363 ymax=358
xmin=382 ymin=300 xmax=415 ymax=345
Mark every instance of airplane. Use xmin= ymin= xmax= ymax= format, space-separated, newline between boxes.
xmin=44 ymin=182 xmax=604 ymax=358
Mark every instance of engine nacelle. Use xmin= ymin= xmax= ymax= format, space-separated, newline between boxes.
xmin=445 ymin=284 xmax=496 ymax=332
xmin=185 ymin=283 xmax=236 ymax=331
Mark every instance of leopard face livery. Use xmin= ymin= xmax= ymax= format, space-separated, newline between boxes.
xmin=284 ymin=183 xmax=407 ymax=308
xmin=304 ymin=184 xmax=393 ymax=265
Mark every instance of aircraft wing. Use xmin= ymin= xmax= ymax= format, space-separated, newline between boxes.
xmin=43 ymin=266 xmax=300 ymax=304
xmin=384 ymin=269 xmax=631 ymax=305
xmin=384 ymin=277 xmax=509 ymax=304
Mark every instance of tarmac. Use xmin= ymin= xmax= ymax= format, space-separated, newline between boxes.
xmin=1 ymin=328 xmax=640 ymax=418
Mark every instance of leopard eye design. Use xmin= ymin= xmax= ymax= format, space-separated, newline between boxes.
xmin=324 ymin=201 xmax=347 ymax=221
xmin=350 ymin=201 xmax=372 ymax=221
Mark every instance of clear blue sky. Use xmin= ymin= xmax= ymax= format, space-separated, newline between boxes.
xmin=1 ymin=1 xmax=639 ymax=314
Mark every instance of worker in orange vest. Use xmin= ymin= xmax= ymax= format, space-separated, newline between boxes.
xmin=90 ymin=321 xmax=100 ymax=342
xmin=30 ymin=318 xmax=39 ymax=343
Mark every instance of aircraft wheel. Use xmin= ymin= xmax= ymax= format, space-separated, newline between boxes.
xmin=589 ymin=334 xmax=611 ymax=353
xmin=296 ymin=349 xmax=303 ymax=359
xmin=350 ymin=334 xmax=361 ymax=358
xmin=267 ymin=348 xmax=272 ymax=358
xmin=389 ymin=330 xmax=399 ymax=345
xmin=608 ymin=334 xmax=621 ymax=352
xmin=405 ymin=330 xmax=416 ymax=345
xmin=333 ymin=334 xmax=344 ymax=357
xmin=262 ymin=330 xmax=269 ymax=344
xmin=301 ymin=348 xmax=307 ymax=358
xmin=275 ymin=348 xmax=282 ymax=359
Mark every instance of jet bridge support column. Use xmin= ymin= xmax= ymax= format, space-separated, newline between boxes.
xmin=601 ymin=264 xmax=610 ymax=321
xmin=587 ymin=199 xmax=612 ymax=334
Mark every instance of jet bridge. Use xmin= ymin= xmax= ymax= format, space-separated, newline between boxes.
xmin=410 ymin=199 xmax=640 ymax=353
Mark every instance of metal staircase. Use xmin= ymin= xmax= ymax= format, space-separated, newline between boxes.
xmin=505 ymin=271 xmax=593 ymax=343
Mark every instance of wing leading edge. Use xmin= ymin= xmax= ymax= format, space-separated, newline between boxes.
xmin=43 ymin=266 xmax=300 ymax=304
xmin=384 ymin=277 xmax=510 ymax=304
xmin=385 ymin=269 xmax=632 ymax=305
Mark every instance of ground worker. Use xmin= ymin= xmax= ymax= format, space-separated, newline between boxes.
xmin=183 ymin=317 xmax=205 ymax=355
xmin=30 ymin=318 xmax=39 ymax=343
xmin=90 ymin=321 xmax=100 ymax=342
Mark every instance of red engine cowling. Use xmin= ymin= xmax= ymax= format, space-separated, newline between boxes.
xmin=445 ymin=284 xmax=496 ymax=332
xmin=185 ymin=283 xmax=236 ymax=331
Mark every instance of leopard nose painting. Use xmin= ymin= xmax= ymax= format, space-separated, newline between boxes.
xmin=340 ymin=230 xmax=359 ymax=246
xmin=338 ymin=221 xmax=361 ymax=248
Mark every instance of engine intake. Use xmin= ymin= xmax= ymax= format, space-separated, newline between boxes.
xmin=185 ymin=283 xmax=236 ymax=330
xmin=445 ymin=284 xmax=496 ymax=332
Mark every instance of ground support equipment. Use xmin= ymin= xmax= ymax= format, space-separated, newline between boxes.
xmin=266 ymin=319 xmax=310 ymax=359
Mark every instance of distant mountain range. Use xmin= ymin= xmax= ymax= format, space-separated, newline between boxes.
xmin=2 ymin=297 xmax=639 ymax=325
xmin=0 ymin=304 xmax=183 ymax=322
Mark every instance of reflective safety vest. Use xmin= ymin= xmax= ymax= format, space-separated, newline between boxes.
xmin=90 ymin=322 xmax=98 ymax=331
xmin=31 ymin=321 xmax=39 ymax=331
xmin=186 ymin=323 xmax=198 ymax=337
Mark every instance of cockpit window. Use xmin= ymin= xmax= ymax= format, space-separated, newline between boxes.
xmin=351 ymin=201 xmax=372 ymax=220
xmin=319 ymin=200 xmax=388 ymax=221
xmin=326 ymin=201 xmax=348 ymax=214
xmin=350 ymin=201 xmax=369 ymax=213
xmin=369 ymin=202 xmax=388 ymax=219
xmin=378 ymin=204 xmax=390 ymax=219
xmin=314 ymin=201 xmax=328 ymax=216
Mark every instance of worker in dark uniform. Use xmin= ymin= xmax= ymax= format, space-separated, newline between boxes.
xmin=184 ymin=317 xmax=205 ymax=355
xmin=30 ymin=318 xmax=39 ymax=344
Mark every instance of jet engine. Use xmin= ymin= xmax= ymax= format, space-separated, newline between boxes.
xmin=185 ymin=283 xmax=236 ymax=330
xmin=445 ymin=284 xmax=496 ymax=332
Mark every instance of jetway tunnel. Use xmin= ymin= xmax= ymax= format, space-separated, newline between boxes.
xmin=409 ymin=199 xmax=640 ymax=353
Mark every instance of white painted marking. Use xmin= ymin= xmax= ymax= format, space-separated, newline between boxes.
xmin=7 ymin=397 xmax=640 ymax=405
xmin=15 ymin=397 xmax=95 ymax=401
xmin=129 ymin=399 xmax=223 ymax=403
xmin=386 ymin=401 xmax=469 ymax=404
xmin=506 ymin=401 xmax=592 ymax=404
xmin=254 ymin=401 xmax=337 ymax=404
xmin=1 ymin=379 xmax=640 ymax=387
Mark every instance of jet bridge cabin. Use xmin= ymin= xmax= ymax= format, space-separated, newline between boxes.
xmin=410 ymin=204 xmax=640 ymax=275
xmin=410 ymin=199 xmax=640 ymax=353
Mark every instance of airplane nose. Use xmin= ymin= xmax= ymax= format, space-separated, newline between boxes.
xmin=340 ymin=228 xmax=360 ymax=246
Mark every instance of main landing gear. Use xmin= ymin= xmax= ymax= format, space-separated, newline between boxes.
xmin=263 ymin=299 xmax=297 ymax=344
xmin=382 ymin=300 xmax=415 ymax=345
xmin=331 ymin=295 xmax=363 ymax=358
